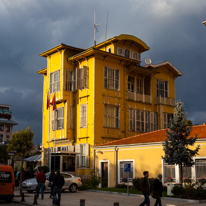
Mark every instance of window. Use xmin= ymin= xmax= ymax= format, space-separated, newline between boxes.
xmin=127 ymin=76 xmax=142 ymax=94
xmin=107 ymin=47 xmax=112 ymax=53
xmin=50 ymin=70 xmax=60 ymax=93
xmin=6 ymin=135 xmax=10 ymax=139
xmin=77 ymin=66 xmax=89 ymax=90
xmin=136 ymin=77 xmax=142 ymax=94
xmin=183 ymin=166 xmax=192 ymax=178
xmin=157 ymin=79 xmax=168 ymax=97
xmin=65 ymin=69 xmax=76 ymax=92
xmin=117 ymin=48 xmax=124 ymax=56
xmin=128 ymin=76 xmax=134 ymax=92
xmin=104 ymin=67 xmax=119 ymax=91
xmin=125 ymin=49 xmax=130 ymax=58
xmin=164 ymin=162 xmax=175 ymax=182
xmin=52 ymin=107 xmax=64 ymax=130
xmin=163 ymin=113 xmax=173 ymax=129
xmin=195 ymin=159 xmax=206 ymax=179
xmin=77 ymin=144 xmax=89 ymax=167
xmin=80 ymin=104 xmax=87 ymax=128
xmin=0 ymin=125 xmax=4 ymax=131
xmin=129 ymin=109 xmax=153 ymax=132
xmin=70 ymin=106 xmax=74 ymax=129
xmin=120 ymin=161 xmax=134 ymax=182
xmin=6 ymin=125 xmax=10 ymax=132
xmin=0 ymin=134 xmax=3 ymax=143
xmin=132 ymin=52 xmax=140 ymax=60
xmin=104 ymin=105 xmax=119 ymax=128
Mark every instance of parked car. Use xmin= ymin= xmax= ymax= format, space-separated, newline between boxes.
xmin=22 ymin=172 xmax=82 ymax=193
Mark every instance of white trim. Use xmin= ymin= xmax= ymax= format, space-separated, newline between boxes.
xmin=99 ymin=160 xmax=110 ymax=188
xmin=118 ymin=159 xmax=135 ymax=185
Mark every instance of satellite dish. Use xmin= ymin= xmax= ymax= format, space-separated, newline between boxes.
xmin=145 ymin=58 xmax=152 ymax=65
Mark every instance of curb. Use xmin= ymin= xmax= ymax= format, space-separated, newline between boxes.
xmin=87 ymin=190 xmax=206 ymax=204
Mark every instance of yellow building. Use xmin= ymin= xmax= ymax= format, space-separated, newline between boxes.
xmin=94 ymin=125 xmax=206 ymax=187
xmin=37 ymin=34 xmax=182 ymax=176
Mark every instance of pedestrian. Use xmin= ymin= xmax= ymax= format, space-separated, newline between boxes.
xmin=25 ymin=168 xmax=31 ymax=180
xmin=52 ymin=170 xmax=65 ymax=206
xmin=14 ymin=168 xmax=18 ymax=186
xmin=152 ymin=174 xmax=163 ymax=206
xmin=49 ymin=170 xmax=55 ymax=198
xmin=36 ymin=169 xmax=46 ymax=200
xmin=18 ymin=168 xmax=26 ymax=183
xmin=139 ymin=171 xmax=151 ymax=206
xmin=16 ymin=168 xmax=19 ymax=186
xmin=33 ymin=167 xmax=38 ymax=178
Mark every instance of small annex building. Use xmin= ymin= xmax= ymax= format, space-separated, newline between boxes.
xmin=93 ymin=125 xmax=206 ymax=188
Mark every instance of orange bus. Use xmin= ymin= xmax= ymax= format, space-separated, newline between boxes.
xmin=0 ymin=165 xmax=15 ymax=202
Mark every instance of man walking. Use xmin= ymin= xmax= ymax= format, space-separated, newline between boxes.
xmin=36 ymin=169 xmax=46 ymax=200
xmin=53 ymin=170 xmax=65 ymax=206
xmin=139 ymin=171 xmax=151 ymax=206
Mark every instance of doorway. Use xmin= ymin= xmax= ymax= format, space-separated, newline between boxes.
xmin=101 ymin=162 xmax=108 ymax=187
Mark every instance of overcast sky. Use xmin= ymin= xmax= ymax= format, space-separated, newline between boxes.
xmin=1 ymin=0 xmax=206 ymax=145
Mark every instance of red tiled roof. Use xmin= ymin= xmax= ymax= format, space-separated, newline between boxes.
xmin=95 ymin=125 xmax=206 ymax=147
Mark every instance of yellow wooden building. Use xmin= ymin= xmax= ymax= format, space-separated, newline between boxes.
xmin=37 ymin=34 xmax=182 ymax=176
xmin=93 ymin=125 xmax=206 ymax=187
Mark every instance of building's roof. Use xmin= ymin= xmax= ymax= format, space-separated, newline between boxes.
xmin=94 ymin=34 xmax=150 ymax=52
xmin=25 ymin=154 xmax=42 ymax=162
xmin=144 ymin=61 xmax=183 ymax=77
xmin=39 ymin=43 xmax=85 ymax=57
xmin=0 ymin=119 xmax=18 ymax=125
xmin=0 ymin=104 xmax=11 ymax=108
xmin=94 ymin=125 xmax=206 ymax=147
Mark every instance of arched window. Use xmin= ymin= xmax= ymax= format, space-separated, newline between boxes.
xmin=6 ymin=134 xmax=10 ymax=140
xmin=0 ymin=133 xmax=3 ymax=143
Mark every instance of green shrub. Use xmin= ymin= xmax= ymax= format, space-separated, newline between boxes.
xmin=88 ymin=175 xmax=101 ymax=188
xmin=116 ymin=184 xmax=127 ymax=189
xmin=132 ymin=177 xmax=142 ymax=190
xmin=163 ymin=186 xmax=167 ymax=191
xmin=78 ymin=184 xmax=91 ymax=191
xmin=171 ymin=185 xmax=184 ymax=196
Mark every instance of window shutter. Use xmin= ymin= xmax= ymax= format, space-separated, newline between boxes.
xmin=150 ymin=112 xmax=154 ymax=131
xmin=55 ymin=110 xmax=57 ymax=130
xmin=83 ymin=66 xmax=88 ymax=89
xmin=77 ymin=68 xmax=83 ymax=90
xmin=86 ymin=156 xmax=89 ymax=167
xmin=84 ymin=104 xmax=87 ymax=128
xmin=61 ymin=108 xmax=64 ymax=129
xmin=80 ymin=105 xmax=83 ymax=128
xmin=77 ymin=155 xmax=80 ymax=168
xmin=75 ymin=144 xmax=80 ymax=153
xmin=52 ymin=110 xmax=54 ymax=130
xmin=70 ymin=106 xmax=74 ymax=129
xmin=84 ymin=143 xmax=90 ymax=156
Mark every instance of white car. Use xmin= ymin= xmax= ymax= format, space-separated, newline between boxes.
xmin=22 ymin=172 xmax=82 ymax=193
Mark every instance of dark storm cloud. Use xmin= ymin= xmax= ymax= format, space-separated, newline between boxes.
xmin=0 ymin=0 xmax=206 ymax=144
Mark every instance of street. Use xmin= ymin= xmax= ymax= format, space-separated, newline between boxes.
xmin=1 ymin=190 xmax=204 ymax=206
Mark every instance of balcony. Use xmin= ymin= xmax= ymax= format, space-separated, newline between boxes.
xmin=127 ymin=92 xmax=151 ymax=103
xmin=0 ymin=110 xmax=12 ymax=119
xmin=155 ymin=96 xmax=176 ymax=107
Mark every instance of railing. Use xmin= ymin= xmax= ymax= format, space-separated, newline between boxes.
xmin=155 ymin=96 xmax=176 ymax=106
xmin=127 ymin=91 xmax=151 ymax=103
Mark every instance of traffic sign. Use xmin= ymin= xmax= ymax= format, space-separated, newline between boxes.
xmin=124 ymin=163 xmax=131 ymax=172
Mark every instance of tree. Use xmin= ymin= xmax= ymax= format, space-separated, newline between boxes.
xmin=163 ymin=101 xmax=200 ymax=185
xmin=0 ymin=145 xmax=10 ymax=164
xmin=185 ymin=120 xmax=193 ymax=126
xmin=7 ymin=127 xmax=34 ymax=195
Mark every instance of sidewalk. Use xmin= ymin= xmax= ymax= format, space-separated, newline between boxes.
xmin=13 ymin=190 xmax=206 ymax=206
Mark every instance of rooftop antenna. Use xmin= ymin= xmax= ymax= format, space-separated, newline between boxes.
xmin=105 ymin=11 xmax=109 ymax=42
xmin=94 ymin=11 xmax=101 ymax=46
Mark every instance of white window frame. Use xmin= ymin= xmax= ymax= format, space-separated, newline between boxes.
xmin=127 ymin=76 xmax=142 ymax=94
xmin=77 ymin=143 xmax=89 ymax=167
xmin=157 ymin=79 xmax=168 ymax=98
xmin=127 ymin=76 xmax=135 ymax=92
xmin=107 ymin=47 xmax=112 ymax=53
xmin=117 ymin=47 xmax=124 ymax=56
xmin=65 ymin=69 xmax=76 ymax=92
xmin=104 ymin=67 xmax=119 ymax=91
xmin=80 ymin=104 xmax=87 ymax=128
xmin=104 ymin=104 xmax=120 ymax=129
xmin=50 ymin=70 xmax=60 ymax=93
xmin=118 ymin=159 xmax=135 ymax=184
xmin=193 ymin=157 xmax=206 ymax=181
xmin=132 ymin=51 xmax=140 ymax=60
xmin=52 ymin=107 xmax=64 ymax=130
xmin=163 ymin=113 xmax=173 ymax=129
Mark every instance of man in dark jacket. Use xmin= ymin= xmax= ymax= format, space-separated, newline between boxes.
xmin=36 ymin=169 xmax=46 ymax=200
xmin=139 ymin=171 xmax=151 ymax=206
xmin=53 ymin=170 xmax=65 ymax=206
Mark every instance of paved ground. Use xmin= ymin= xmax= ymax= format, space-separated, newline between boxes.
xmin=3 ymin=190 xmax=204 ymax=206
